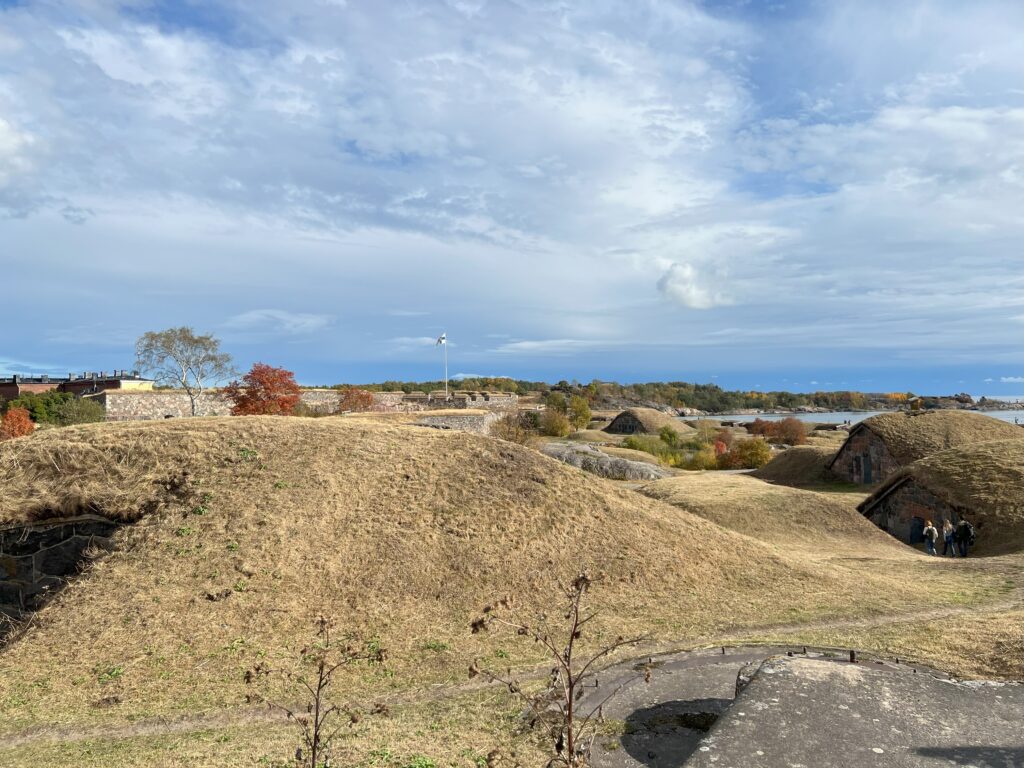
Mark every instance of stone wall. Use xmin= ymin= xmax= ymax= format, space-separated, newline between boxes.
xmin=830 ymin=427 xmax=900 ymax=484
xmin=0 ymin=516 xmax=119 ymax=618
xmin=416 ymin=412 xmax=501 ymax=435
xmin=95 ymin=391 xmax=233 ymax=420
xmin=93 ymin=389 xmax=518 ymax=420
xmin=864 ymin=481 xmax=958 ymax=544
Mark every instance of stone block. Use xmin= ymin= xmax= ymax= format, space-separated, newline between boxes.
xmin=0 ymin=554 xmax=35 ymax=582
xmin=0 ymin=524 xmax=73 ymax=557
xmin=74 ymin=520 xmax=119 ymax=539
xmin=35 ymin=538 xmax=89 ymax=578
xmin=0 ymin=582 xmax=25 ymax=611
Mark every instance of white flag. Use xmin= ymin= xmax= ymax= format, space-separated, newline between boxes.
xmin=436 ymin=333 xmax=447 ymax=346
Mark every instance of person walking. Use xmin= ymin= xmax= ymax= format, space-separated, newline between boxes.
xmin=955 ymin=517 xmax=976 ymax=558
xmin=922 ymin=520 xmax=938 ymax=556
xmin=942 ymin=519 xmax=956 ymax=557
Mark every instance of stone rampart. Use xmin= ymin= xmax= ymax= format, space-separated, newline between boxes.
xmin=416 ymin=412 xmax=501 ymax=435
xmin=0 ymin=516 xmax=119 ymax=618
xmin=92 ymin=389 xmax=518 ymax=420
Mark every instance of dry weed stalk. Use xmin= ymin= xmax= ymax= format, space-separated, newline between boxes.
xmin=247 ymin=616 xmax=386 ymax=768
xmin=470 ymin=573 xmax=647 ymax=768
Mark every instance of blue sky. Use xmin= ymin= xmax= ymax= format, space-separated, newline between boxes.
xmin=2 ymin=0 xmax=1024 ymax=393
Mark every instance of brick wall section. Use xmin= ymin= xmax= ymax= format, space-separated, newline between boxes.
xmin=830 ymin=427 xmax=900 ymax=484
xmin=0 ymin=516 xmax=119 ymax=618
xmin=863 ymin=481 xmax=958 ymax=544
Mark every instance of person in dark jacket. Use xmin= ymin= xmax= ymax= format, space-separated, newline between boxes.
xmin=955 ymin=517 xmax=976 ymax=557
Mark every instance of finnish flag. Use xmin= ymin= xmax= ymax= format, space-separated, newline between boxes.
xmin=436 ymin=333 xmax=447 ymax=346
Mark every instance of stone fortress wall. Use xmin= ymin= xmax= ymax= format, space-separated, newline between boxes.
xmin=0 ymin=516 xmax=120 ymax=618
xmin=91 ymin=389 xmax=518 ymax=421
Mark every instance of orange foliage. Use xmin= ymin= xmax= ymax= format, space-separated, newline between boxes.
xmin=339 ymin=388 xmax=375 ymax=412
xmin=747 ymin=416 xmax=807 ymax=445
xmin=223 ymin=363 xmax=301 ymax=416
xmin=1 ymin=407 xmax=35 ymax=440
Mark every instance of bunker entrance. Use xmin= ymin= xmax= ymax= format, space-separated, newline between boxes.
xmin=0 ymin=515 xmax=123 ymax=625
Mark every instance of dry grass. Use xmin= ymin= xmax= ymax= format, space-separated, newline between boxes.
xmin=748 ymin=602 xmax=1024 ymax=681
xmin=0 ymin=418 xmax=1016 ymax=765
xmin=863 ymin=438 xmax=1024 ymax=554
xmin=839 ymin=410 xmax=1024 ymax=466
xmin=751 ymin=445 xmax=838 ymax=487
xmin=566 ymin=429 xmax=623 ymax=445
xmin=640 ymin=472 xmax=900 ymax=555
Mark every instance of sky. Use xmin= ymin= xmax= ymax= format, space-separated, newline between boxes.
xmin=1 ymin=0 xmax=1023 ymax=393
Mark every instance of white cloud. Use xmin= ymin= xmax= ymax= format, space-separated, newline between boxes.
xmin=657 ymin=263 xmax=731 ymax=310
xmin=1001 ymin=376 xmax=1024 ymax=383
xmin=226 ymin=309 xmax=334 ymax=335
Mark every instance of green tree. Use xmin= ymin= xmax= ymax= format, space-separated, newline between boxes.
xmin=545 ymin=392 xmax=568 ymax=414
xmin=540 ymin=409 xmax=571 ymax=437
xmin=567 ymin=395 xmax=591 ymax=430
xmin=135 ymin=327 xmax=235 ymax=416
xmin=50 ymin=396 xmax=105 ymax=426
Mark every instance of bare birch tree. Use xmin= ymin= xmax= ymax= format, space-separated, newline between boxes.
xmin=135 ymin=327 xmax=234 ymax=416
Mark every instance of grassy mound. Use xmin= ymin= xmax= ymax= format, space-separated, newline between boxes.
xmin=640 ymin=473 xmax=901 ymax=553
xmin=861 ymin=438 xmax=1024 ymax=554
xmin=605 ymin=408 xmax=694 ymax=436
xmin=838 ymin=410 xmax=1024 ymax=466
xmin=0 ymin=418 xmax=1000 ymax=755
xmin=751 ymin=445 xmax=838 ymax=487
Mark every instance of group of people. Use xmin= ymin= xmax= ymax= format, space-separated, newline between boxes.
xmin=922 ymin=518 xmax=976 ymax=557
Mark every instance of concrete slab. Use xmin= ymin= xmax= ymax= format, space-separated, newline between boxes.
xmin=685 ymin=656 xmax=1024 ymax=768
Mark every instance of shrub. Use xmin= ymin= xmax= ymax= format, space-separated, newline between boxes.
xmin=659 ymin=424 xmax=680 ymax=448
xmin=50 ymin=397 xmax=105 ymax=426
xmin=747 ymin=417 xmax=807 ymax=445
xmin=223 ymin=363 xmax=301 ymax=416
xmin=2 ymin=390 xmax=74 ymax=423
xmin=685 ymin=445 xmax=719 ymax=470
xmin=339 ymin=388 xmax=375 ymax=412
xmin=714 ymin=428 xmax=734 ymax=449
xmin=567 ymin=395 xmax=591 ymax=430
xmin=718 ymin=438 xmax=772 ymax=469
xmin=0 ymin=407 xmax=35 ymax=440
xmin=540 ymin=409 xmax=571 ymax=437
xmin=623 ymin=434 xmax=686 ymax=467
xmin=490 ymin=413 xmax=535 ymax=444
xmin=775 ymin=416 xmax=808 ymax=445
xmin=545 ymin=391 xmax=567 ymax=414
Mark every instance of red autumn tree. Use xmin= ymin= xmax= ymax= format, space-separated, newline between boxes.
xmin=0 ymin=407 xmax=35 ymax=440
xmin=338 ymin=388 xmax=374 ymax=412
xmin=223 ymin=363 xmax=301 ymax=416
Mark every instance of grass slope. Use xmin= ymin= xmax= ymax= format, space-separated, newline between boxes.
xmin=751 ymin=445 xmax=838 ymax=487
xmin=0 ymin=418 xmax=1012 ymax=766
xmin=640 ymin=472 xmax=902 ymax=554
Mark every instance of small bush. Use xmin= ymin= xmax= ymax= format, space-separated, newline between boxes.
xmin=659 ymin=424 xmax=680 ymax=448
xmin=623 ymin=434 xmax=686 ymax=467
xmin=0 ymin=407 xmax=34 ymax=440
xmin=567 ymin=395 xmax=591 ymax=430
xmin=339 ymin=388 xmax=375 ymax=412
xmin=748 ymin=417 xmax=807 ymax=445
xmin=685 ymin=445 xmax=719 ymax=470
xmin=50 ymin=397 xmax=105 ymax=426
xmin=718 ymin=438 xmax=772 ymax=469
xmin=540 ymin=409 xmax=571 ymax=437
xmin=490 ymin=413 xmax=535 ymax=444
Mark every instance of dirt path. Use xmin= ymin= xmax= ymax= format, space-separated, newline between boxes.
xmin=3 ymin=579 xmax=1021 ymax=751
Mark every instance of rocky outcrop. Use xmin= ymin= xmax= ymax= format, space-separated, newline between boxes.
xmin=541 ymin=442 xmax=669 ymax=481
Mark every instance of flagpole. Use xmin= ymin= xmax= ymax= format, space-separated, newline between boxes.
xmin=444 ymin=334 xmax=448 ymax=399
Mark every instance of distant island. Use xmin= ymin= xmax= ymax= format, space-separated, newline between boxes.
xmin=320 ymin=378 xmax=1023 ymax=416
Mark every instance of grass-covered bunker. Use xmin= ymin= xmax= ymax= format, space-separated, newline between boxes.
xmin=827 ymin=410 xmax=1024 ymax=485
xmin=858 ymin=439 xmax=1024 ymax=553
